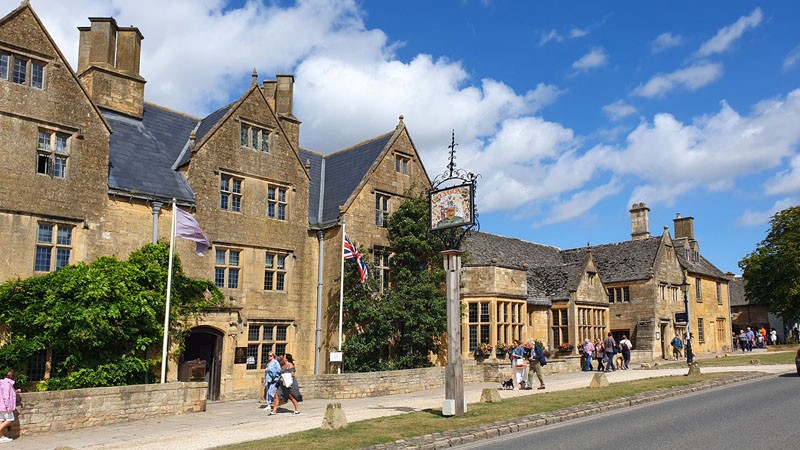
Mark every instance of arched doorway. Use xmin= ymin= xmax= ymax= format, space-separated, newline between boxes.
xmin=181 ymin=326 xmax=223 ymax=401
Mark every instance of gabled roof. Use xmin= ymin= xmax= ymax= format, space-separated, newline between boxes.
xmin=317 ymin=132 xmax=394 ymax=225
xmin=562 ymin=237 xmax=662 ymax=284
xmin=174 ymin=102 xmax=232 ymax=168
xmin=673 ymin=238 xmax=728 ymax=281
xmin=104 ymin=104 xmax=197 ymax=202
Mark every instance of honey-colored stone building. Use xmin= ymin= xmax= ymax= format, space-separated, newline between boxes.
xmin=462 ymin=202 xmax=732 ymax=360
xmin=0 ymin=3 xmax=429 ymax=400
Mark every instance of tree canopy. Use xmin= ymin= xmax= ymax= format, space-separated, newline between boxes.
xmin=0 ymin=243 xmax=223 ymax=390
xmin=739 ymin=205 xmax=800 ymax=322
xmin=341 ymin=191 xmax=448 ymax=372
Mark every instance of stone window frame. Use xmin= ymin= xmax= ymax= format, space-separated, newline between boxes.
xmin=578 ymin=306 xmax=606 ymax=343
xmin=467 ymin=301 xmax=491 ymax=353
xmin=0 ymin=49 xmax=46 ymax=89
xmin=375 ymin=193 xmax=390 ymax=227
xmin=496 ymin=300 xmax=524 ymax=348
xmin=697 ymin=317 xmax=705 ymax=343
xmin=394 ymin=154 xmax=410 ymax=175
xmin=246 ymin=322 xmax=288 ymax=370
xmin=695 ymin=277 xmax=702 ymax=302
xmin=34 ymin=222 xmax=73 ymax=273
xmin=239 ymin=121 xmax=272 ymax=153
xmin=264 ymin=252 xmax=288 ymax=292
xmin=607 ymin=286 xmax=630 ymax=303
xmin=372 ymin=246 xmax=391 ymax=292
xmin=219 ymin=174 xmax=243 ymax=212
xmin=214 ymin=247 xmax=241 ymax=289
xmin=36 ymin=129 xmax=70 ymax=179
xmin=266 ymin=184 xmax=288 ymax=221
xmin=551 ymin=308 xmax=569 ymax=347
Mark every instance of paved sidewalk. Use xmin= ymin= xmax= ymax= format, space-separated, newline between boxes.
xmin=6 ymin=360 xmax=794 ymax=450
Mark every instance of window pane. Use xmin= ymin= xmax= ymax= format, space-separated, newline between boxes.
xmin=277 ymin=255 xmax=285 ymax=270
xmin=251 ymin=129 xmax=258 ymax=148
xmin=246 ymin=344 xmax=258 ymax=370
xmin=265 ymin=254 xmax=274 ymax=269
xmin=31 ymin=62 xmax=44 ymax=89
xmin=229 ymin=250 xmax=240 ymax=266
xmin=37 ymin=224 xmax=53 ymax=243
xmin=278 ymin=188 xmax=286 ymax=202
xmin=480 ymin=303 xmax=489 ymax=322
xmin=274 ymin=343 xmax=286 ymax=356
xmin=12 ymin=58 xmax=25 ymax=84
xmin=0 ymin=53 xmax=8 ymax=80
xmin=276 ymin=326 xmax=287 ymax=341
xmin=38 ymin=131 xmax=50 ymax=150
xmin=55 ymin=135 xmax=68 ymax=154
xmin=263 ymin=326 xmax=274 ymax=341
xmin=228 ymin=268 xmax=239 ymax=288
xmin=248 ymin=325 xmax=260 ymax=341
xmin=268 ymin=186 xmax=275 ymax=200
xmin=232 ymin=179 xmax=241 ymax=194
xmin=55 ymin=248 xmax=70 ymax=269
xmin=35 ymin=246 xmax=50 ymax=271
xmin=220 ymin=176 xmax=229 ymax=191
xmin=53 ymin=156 xmax=66 ymax=178
xmin=232 ymin=195 xmax=241 ymax=212
xmin=261 ymin=133 xmax=269 ymax=152
xmin=37 ymin=153 xmax=50 ymax=174
xmin=276 ymin=273 xmax=285 ymax=291
xmin=277 ymin=204 xmax=285 ymax=220
xmin=214 ymin=268 xmax=225 ymax=287
xmin=268 ymin=203 xmax=275 ymax=218
xmin=56 ymin=227 xmax=71 ymax=245
xmin=220 ymin=194 xmax=229 ymax=210
xmin=240 ymin=125 xmax=248 ymax=146
xmin=215 ymin=250 xmax=226 ymax=265
xmin=264 ymin=272 xmax=273 ymax=290
xmin=468 ymin=303 xmax=477 ymax=322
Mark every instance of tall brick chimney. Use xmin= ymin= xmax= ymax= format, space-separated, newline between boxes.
xmin=630 ymin=202 xmax=650 ymax=240
xmin=275 ymin=74 xmax=294 ymax=116
xmin=673 ymin=212 xmax=695 ymax=240
xmin=77 ymin=17 xmax=145 ymax=118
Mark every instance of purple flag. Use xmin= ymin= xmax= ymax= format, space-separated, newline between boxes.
xmin=175 ymin=207 xmax=211 ymax=256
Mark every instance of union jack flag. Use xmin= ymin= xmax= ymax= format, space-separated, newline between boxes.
xmin=343 ymin=234 xmax=369 ymax=282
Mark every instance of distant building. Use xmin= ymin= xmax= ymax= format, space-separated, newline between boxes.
xmin=729 ymin=276 xmax=786 ymax=343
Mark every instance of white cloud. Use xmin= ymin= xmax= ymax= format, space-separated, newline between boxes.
xmin=696 ymin=8 xmax=762 ymax=57
xmin=539 ymin=26 xmax=589 ymax=46
xmin=602 ymin=100 xmax=637 ymax=121
xmin=540 ymin=180 xmax=622 ymax=225
xmin=571 ymin=48 xmax=608 ymax=73
xmin=736 ymin=198 xmax=798 ymax=227
xmin=631 ymin=61 xmax=723 ymax=98
xmin=569 ymin=27 xmax=589 ymax=39
xmin=783 ymin=46 xmax=800 ymax=72
xmin=764 ymin=154 xmax=800 ymax=196
xmin=651 ymin=32 xmax=684 ymax=53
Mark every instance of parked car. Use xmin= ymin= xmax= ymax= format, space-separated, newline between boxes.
xmin=796 ymin=346 xmax=800 ymax=376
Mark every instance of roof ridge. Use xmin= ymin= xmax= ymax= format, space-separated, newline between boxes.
xmin=325 ymin=130 xmax=394 ymax=158
xmin=144 ymin=101 xmax=200 ymax=121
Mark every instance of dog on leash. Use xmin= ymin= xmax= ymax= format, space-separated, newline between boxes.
xmin=499 ymin=378 xmax=514 ymax=390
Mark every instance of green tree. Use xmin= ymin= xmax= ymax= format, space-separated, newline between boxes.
xmin=739 ymin=205 xmax=800 ymax=322
xmin=341 ymin=191 xmax=448 ymax=371
xmin=0 ymin=243 xmax=223 ymax=390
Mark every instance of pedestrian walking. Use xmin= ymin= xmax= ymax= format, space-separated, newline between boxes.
xmin=593 ymin=338 xmax=605 ymax=371
xmin=270 ymin=354 xmax=302 ymax=416
xmin=619 ymin=335 xmax=632 ymax=369
xmin=582 ymin=339 xmax=594 ymax=372
xmin=770 ymin=329 xmax=778 ymax=346
xmin=603 ymin=332 xmax=617 ymax=371
xmin=671 ymin=335 xmax=683 ymax=360
xmin=0 ymin=370 xmax=21 ymax=443
xmin=746 ymin=327 xmax=755 ymax=352
xmin=526 ymin=340 xmax=546 ymax=390
xmin=511 ymin=340 xmax=527 ymax=390
xmin=261 ymin=352 xmax=281 ymax=408
xmin=738 ymin=330 xmax=747 ymax=353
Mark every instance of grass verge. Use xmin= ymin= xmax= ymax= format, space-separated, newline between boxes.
xmin=656 ymin=350 xmax=794 ymax=368
xmin=219 ymin=372 xmax=737 ymax=450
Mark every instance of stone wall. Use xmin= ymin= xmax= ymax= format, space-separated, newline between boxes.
xmin=12 ymin=382 xmax=207 ymax=437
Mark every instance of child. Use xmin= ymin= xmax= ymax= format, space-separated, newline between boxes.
xmin=0 ymin=370 xmax=21 ymax=443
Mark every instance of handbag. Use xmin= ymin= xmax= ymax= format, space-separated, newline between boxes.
xmin=514 ymin=358 xmax=525 ymax=367
xmin=280 ymin=372 xmax=294 ymax=387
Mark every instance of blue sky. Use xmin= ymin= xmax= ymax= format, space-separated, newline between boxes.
xmin=29 ymin=0 xmax=800 ymax=274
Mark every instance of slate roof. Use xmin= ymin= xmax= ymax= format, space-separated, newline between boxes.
xmin=673 ymin=238 xmax=728 ymax=281
xmin=173 ymin=103 xmax=232 ymax=168
xmin=462 ymin=231 xmax=562 ymax=267
xmin=728 ymin=276 xmax=747 ymax=306
xmin=562 ymin=237 xmax=662 ymax=284
xmin=104 ymin=104 xmax=197 ymax=202
xmin=299 ymin=149 xmax=324 ymax=225
xmin=317 ymin=132 xmax=394 ymax=225
xmin=527 ymin=262 xmax=583 ymax=299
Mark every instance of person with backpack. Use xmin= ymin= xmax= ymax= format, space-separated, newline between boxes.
xmin=618 ymin=335 xmax=633 ymax=370
xmin=671 ymin=334 xmax=684 ymax=359
xmin=526 ymin=340 xmax=546 ymax=390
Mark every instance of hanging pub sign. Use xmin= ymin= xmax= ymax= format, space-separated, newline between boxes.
xmin=429 ymin=183 xmax=475 ymax=231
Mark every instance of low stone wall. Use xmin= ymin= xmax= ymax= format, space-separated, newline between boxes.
xmin=12 ymin=382 xmax=207 ymax=437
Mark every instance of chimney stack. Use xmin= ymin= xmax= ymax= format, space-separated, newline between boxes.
xmin=275 ymin=74 xmax=294 ymax=116
xmin=630 ymin=202 xmax=650 ymax=240
xmin=77 ymin=17 xmax=145 ymax=118
xmin=673 ymin=213 xmax=695 ymax=240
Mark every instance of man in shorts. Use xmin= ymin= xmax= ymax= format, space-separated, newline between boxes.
xmin=0 ymin=370 xmax=21 ymax=443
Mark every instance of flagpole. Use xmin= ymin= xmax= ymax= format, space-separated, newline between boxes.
xmin=338 ymin=221 xmax=346 ymax=374
xmin=160 ymin=198 xmax=177 ymax=383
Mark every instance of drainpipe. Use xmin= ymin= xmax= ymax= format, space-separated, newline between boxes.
xmin=151 ymin=201 xmax=163 ymax=244
xmin=314 ymin=230 xmax=324 ymax=374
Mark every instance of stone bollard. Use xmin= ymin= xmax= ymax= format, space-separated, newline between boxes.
xmin=687 ymin=363 xmax=701 ymax=376
xmin=589 ymin=372 xmax=609 ymax=388
xmin=480 ymin=388 xmax=502 ymax=403
xmin=321 ymin=402 xmax=348 ymax=430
